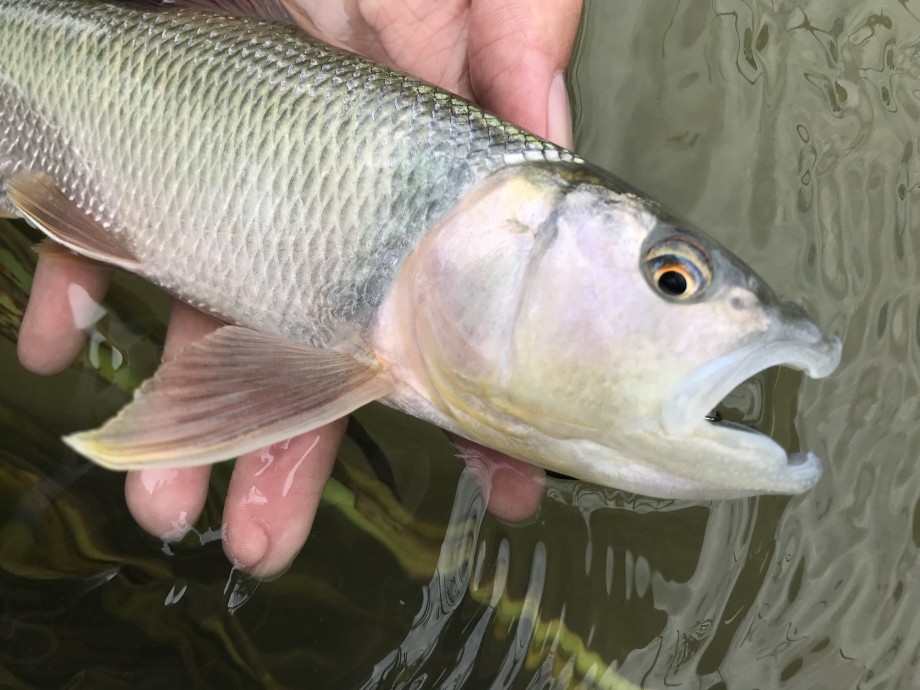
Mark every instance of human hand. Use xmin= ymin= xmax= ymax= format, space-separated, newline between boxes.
xmin=16 ymin=0 xmax=582 ymax=577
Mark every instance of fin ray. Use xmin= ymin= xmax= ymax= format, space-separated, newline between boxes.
xmin=66 ymin=327 xmax=394 ymax=469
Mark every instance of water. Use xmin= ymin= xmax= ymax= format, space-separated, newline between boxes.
xmin=1 ymin=1 xmax=919 ymax=687
xmin=572 ymin=1 xmax=919 ymax=686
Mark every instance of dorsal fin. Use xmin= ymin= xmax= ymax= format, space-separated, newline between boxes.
xmin=122 ymin=0 xmax=294 ymax=22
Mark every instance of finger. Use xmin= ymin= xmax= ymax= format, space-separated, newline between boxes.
xmin=124 ymin=301 xmax=222 ymax=538
xmin=160 ymin=300 xmax=224 ymax=358
xmin=448 ymin=433 xmax=545 ymax=522
xmin=468 ymin=0 xmax=582 ymax=146
xmin=348 ymin=0 xmax=472 ymax=96
xmin=289 ymin=0 xmax=474 ymax=97
xmin=17 ymin=249 xmax=112 ymax=375
xmin=223 ymin=419 xmax=346 ymax=577
xmin=124 ymin=465 xmax=211 ymax=539
xmin=284 ymin=0 xmax=390 ymax=64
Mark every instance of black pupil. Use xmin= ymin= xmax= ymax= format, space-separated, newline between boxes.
xmin=658 ymin=270 xmax=688 ymax=295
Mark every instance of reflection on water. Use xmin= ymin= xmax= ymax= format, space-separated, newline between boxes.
xmin=1 ymin=0 xmax=918 ymax=687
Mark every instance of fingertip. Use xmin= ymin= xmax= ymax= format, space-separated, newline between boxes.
xmin=17 ymin=253 xmax=111 ymax=375
xmin=224 ymin=516 xmax=272 ymax=575
xmin=223 ymin=422 xmax=345 ymax=577
xmin=485 ymin=459 xmax=546 ymax=522
xmin=450 ymin=435 xmax=545 ymax=523
xmin=125 ymin=466 xmax=211 ymax=540
xmin=470 ymin=56 xmax=573 ymax=147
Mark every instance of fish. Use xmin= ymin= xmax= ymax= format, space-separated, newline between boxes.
xmin=0 ymin=0 xmax=842 ymax=498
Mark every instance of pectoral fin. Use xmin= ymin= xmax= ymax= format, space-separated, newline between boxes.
xmin=66 ymin=327 xmax=394 ymax=470
xmin=7 ymin=171 xmax=139 ymax=269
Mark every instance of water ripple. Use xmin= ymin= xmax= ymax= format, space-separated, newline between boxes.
xmin=573 ymin=0 xmax=920 ymax=686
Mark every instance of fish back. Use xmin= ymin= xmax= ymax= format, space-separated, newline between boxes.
xmin=0 ymin=0 xmax=574 ymax=345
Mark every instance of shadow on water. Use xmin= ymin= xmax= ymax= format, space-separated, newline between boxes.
xmin=2 ymin=0 xmax=919 ymax=687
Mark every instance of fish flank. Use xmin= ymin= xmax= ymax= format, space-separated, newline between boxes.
xmin=0 ymin=0 xmax=574 ymax=346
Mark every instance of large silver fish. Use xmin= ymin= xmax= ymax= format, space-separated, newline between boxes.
xmin=0 ymin=0 xmax=841 ymax=498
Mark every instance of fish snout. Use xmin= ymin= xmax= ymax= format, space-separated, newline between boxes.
xmin=767 ymin=300 xmax=843 ymax=379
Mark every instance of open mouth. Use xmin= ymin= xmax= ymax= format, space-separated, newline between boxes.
xmin=703 ymin=408 xmax=814 ymax=466
xmin=662 ymin=333 xmax=842 ymax=466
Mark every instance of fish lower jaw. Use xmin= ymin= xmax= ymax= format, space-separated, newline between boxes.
xmin=494 ymin=431 xmax=811 ymax=500
xmin=650 ymin=415 xmax=823 ymax=495
xmin=648 ymin=335 xmax=840 ymax=495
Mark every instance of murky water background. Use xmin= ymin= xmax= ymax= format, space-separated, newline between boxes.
xmin=573 ymin=0 xmax=920 ymax=686
xmin=1 ymin=0 xmax=918 ymax=687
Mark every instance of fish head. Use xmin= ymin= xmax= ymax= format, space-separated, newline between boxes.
xmin=379 ymin=162 xmax=842 ymax=498
xmin=502 ymin=167 xmax=842 ymax=497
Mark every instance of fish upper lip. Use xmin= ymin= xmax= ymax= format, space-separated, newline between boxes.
xmin=661 ymin=330 xmax=842 ymax=439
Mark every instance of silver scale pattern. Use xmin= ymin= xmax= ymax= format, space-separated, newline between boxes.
xmin=0 ymin=0 xmax=578 ymax=345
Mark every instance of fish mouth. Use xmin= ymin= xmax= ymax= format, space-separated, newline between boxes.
xmin=661 ymin=316 xmax=842 ymax=478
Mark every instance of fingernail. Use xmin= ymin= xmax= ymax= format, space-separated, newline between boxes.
xmin=547 ymin=70 xmax=574 ymax=150
xmin=67 ymin=282 xmax=107 ymax=330
xmin=136 ymin=468 xmax=181 ymax=496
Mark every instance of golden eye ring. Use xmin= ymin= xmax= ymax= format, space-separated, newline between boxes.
xmin=644 ymin=236 xmax=712 ymax=301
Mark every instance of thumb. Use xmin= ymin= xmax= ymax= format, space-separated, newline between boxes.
xmin=467 ymin=0 xmax=582 ymax=146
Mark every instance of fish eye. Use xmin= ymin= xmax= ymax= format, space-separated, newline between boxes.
xmin=644 ymin=236 xmax=712 ymax=301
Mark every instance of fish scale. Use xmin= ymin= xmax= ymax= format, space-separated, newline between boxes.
xmin=0 ymin=0 xmax=573 ymax=345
